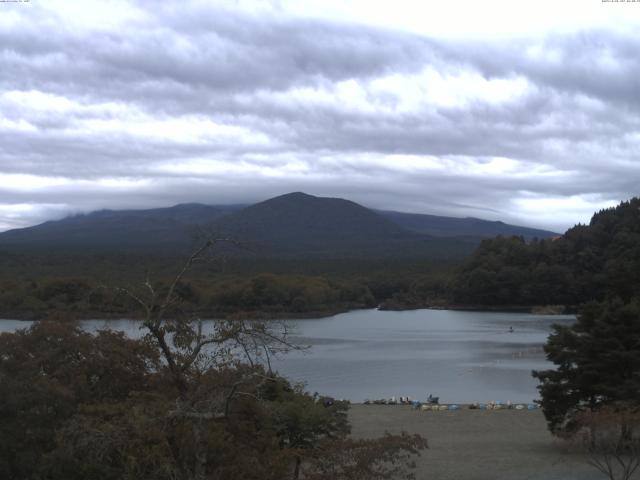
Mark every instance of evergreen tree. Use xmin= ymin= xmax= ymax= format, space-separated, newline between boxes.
xmin=452 ymin=197 xmax=640 ymax=308
xmin=533 ymin=298 xmax=640 ymax=434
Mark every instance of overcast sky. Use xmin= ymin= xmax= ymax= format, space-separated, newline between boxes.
xmin=1 ymin=0 xmax=639 ymax=233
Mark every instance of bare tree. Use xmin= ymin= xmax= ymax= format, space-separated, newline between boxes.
xmin=110 ymin=239 xmax=425 ymax=480
xmin=114 ymin=239 xmax=304 ymax=480
xmin=573 ymin=406 xmax=640 ymax=480
xmin=116 ymin=241 xmax=299 ymax=381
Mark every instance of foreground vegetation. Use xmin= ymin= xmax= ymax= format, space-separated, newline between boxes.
xmin=0 ymin=244 xmax=426 ymax=480
xmin=0 ymin=321 xmax=426 ymax=480
xmin=534 ymin=299 xmax=640 ymax=431
xmin=532 ymin=298 xmax=640 ymax=480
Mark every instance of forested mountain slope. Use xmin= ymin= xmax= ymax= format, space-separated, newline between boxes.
xmin=212 ymin=192 xmax=451 ymax=256
xmin=0 ymin=204 xmax=243 ymax=253
xmin=451 ymin=198 xmax=640 ymax=307
xmin=378 ymin=210 xmax=556 ymax=240
xmin=0 ymin=193 xmax=476 ymax=259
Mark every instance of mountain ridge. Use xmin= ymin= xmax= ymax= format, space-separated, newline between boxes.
xmin=0 ymin=193 xmax=558 ymax=257
xmin=376 ymin=209 xmax=556 ymax=240
xmin=211 ymin=192 xmax=415 ymax=255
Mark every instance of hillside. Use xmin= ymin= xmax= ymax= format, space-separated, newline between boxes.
xmin=0 ymin=204 xmax=243 ymax=254
xmin=378 ymin=210 xmax=557 ymax=240
xmin=212 ymin=192 xmax=442 ymax=256
xmin=450 ymin=197 xmax=640 ymax=307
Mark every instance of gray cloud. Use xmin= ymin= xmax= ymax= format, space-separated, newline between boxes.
xmin=0 ymin=2 xmax=638 ymax=233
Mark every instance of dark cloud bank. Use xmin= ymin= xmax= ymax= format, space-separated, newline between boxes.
xmin=0 ymin=1 xmax=638 ymax=232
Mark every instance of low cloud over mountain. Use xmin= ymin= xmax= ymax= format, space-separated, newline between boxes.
xmin=1 ymin=1 xmax=638 ymax=232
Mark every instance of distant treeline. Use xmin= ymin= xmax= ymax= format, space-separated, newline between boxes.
xmin=0 ymin=252 xmax=458 ymax=319
xmin=0 ymin=274 xmax=378 ymax=320
xmin=0 ymin=271 xmax=452 ymax=320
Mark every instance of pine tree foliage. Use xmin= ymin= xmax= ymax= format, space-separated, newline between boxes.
xmin=452 ymin=198 xmax=640 ymax=307
xmin=533 ymin=298 xmax=640 ymax=434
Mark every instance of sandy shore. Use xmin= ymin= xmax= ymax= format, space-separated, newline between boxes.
xmin=348 ymin=405 xmax=604 ymax=480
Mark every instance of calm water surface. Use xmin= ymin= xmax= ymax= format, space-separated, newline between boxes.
xmin=1 ymin=309 xmax=575 ymax=403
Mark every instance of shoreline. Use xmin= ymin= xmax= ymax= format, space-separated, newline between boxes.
xmin=380 ymin=303 xmax=576 ymax=315
xmin=354 ymin=401 xmax=538 ymax=408
xmin=0 ymin=306 xmax=355 ymax=322
xmin=0 ymin=304 xmax=577 ymax=322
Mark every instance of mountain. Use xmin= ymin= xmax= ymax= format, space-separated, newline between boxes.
xmin=0 ymin=204 xmax=244 ymax=253
xmin=211 ymin=192 xmax=422 ymax=255
xmin=0 ymin=192 xmax=554 ymax=258
xmin=378 ymin=210 xmax=557 ymax=240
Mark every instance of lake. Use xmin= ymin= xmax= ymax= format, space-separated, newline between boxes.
xmin=0 ymin=308 xmax=575 ymax=404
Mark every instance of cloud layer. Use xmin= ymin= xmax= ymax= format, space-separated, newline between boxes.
xmin=1 ymin=1 xmax=639 ymax=232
